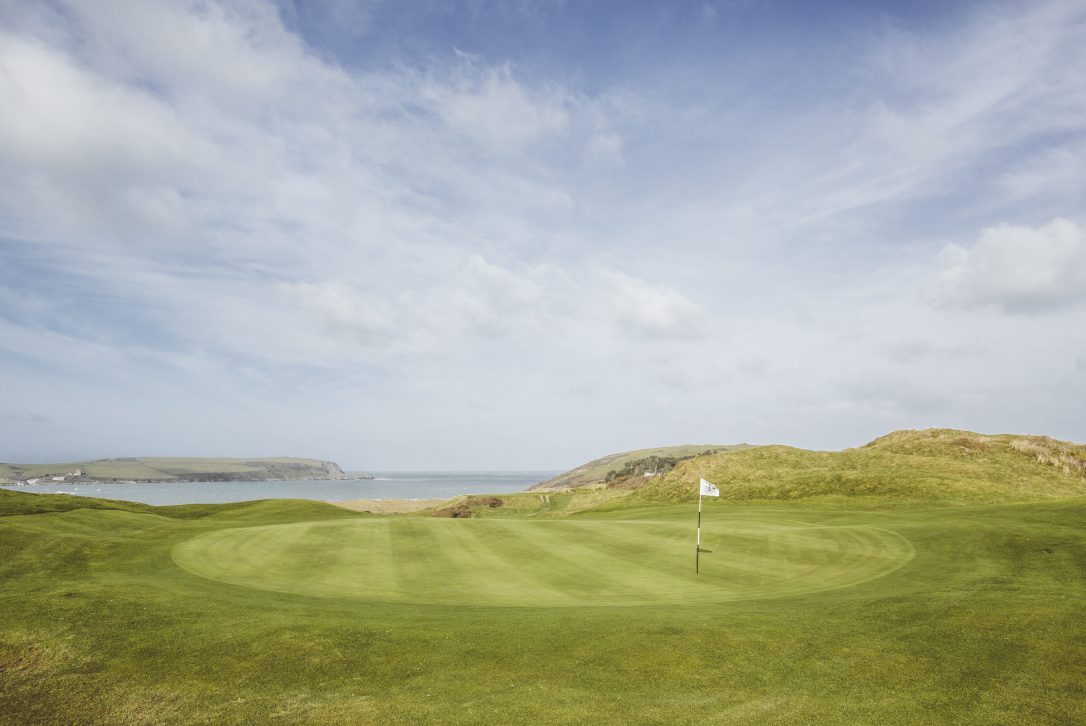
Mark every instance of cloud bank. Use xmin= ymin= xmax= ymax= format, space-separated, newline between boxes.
xmin=938 ymin=218 xmax=1086 ymax=312
xmin=1 ymin=0 xmax=1084 ymax=468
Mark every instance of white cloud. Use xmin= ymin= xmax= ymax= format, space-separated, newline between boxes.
xmin=57 ymin=0 xmax=338 ymax=110
xmin=937 ymin=218 xmax=1086 ymax=312
xmin=599 ymin=270 xmax=707 ymax=340
xmin=866 ymin=1 xmax=1084 ymax=161
xmin=422 ymin=62 xmax=570 ymax=154
xmin=467 ymin=254 xmax=545 ymax=303
xmin=885 ymin=338 xmax=978 ymax=364
xmin=0 ymin=33 xmax=211 ymax=179
xmin=0 ymin=1 xmax=606 ymax=365
xmin=281 ymin=281 xmax=394 ymax=339
xmin=759 ymin=1 xmax=1086 ymax=233
xmin=586 ymin=129 xmax=623 ymax=166
xmin=439 ymin=255 xmax=560 ymax=337
xmin=449 ymin=291 xmax=506 ymax=338
xmin=837 ymin=372 xmax=949 ymax=414
xmin=997 ymin=143 xmax=1086 ymax=201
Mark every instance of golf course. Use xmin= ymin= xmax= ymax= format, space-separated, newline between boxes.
xmin=7 ymin=0 xmax=1085 ymax=722
xmin=1 ymin=430 xmax=1084 ymax=723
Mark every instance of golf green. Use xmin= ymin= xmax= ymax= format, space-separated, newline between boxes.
xmin=171 ymin=516 xmax=914 ymax=606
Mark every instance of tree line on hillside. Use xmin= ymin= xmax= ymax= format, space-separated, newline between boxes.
xmin=604 ymin=452 xmax=723 ymax=485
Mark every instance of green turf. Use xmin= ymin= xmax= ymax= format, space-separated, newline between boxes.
xmin=172 ymin=517 xmax=913 ymax=606
xmin=2 ymin=489 xmax=1084 ymax=724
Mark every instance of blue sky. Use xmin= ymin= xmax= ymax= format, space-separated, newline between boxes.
xmin=1 ymin=0 xmax=1084 ymax=469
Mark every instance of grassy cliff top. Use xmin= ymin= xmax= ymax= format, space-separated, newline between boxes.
xmin=627 ymin=428 xmax=1086 ymax=504
xmin=0 ymin=456 xmax=349 ymax=483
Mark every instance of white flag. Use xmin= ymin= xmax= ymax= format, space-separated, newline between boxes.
xmin=699 ymin=478 xmax=720 ymax=497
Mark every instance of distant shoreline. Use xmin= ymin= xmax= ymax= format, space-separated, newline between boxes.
xmin=1 ymin=475 xmax=376 ymax=485
xmin=0 ymin=456 xmax=374 ymax=486
xmin=0 ymin=472 xmax=552 ymax=507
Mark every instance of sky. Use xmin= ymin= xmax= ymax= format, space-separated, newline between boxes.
xmin=1 ymin=0 xmax=1085 ymax=470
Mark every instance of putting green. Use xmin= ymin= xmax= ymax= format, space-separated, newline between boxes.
xmin=171 ymin=517 xmax=914 ymax=606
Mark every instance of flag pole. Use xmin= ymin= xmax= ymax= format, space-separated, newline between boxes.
xmin=695 ymin=478 xmax=719 ymax=574
xmin=696 ymin=487 xmax=702 ymax=574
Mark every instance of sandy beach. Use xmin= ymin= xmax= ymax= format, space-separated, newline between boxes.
xmin=332 ymin=498 xmax=445 ymax=514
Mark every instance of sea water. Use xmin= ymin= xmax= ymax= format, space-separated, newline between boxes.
xmin=0 ymin=471 xmax=558 ymax=506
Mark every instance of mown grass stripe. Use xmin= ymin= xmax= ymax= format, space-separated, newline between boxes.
xmin=171 ymin=516 xmax=914 ymax=606
xmin=473 ymin=520 xmax=667 ymax=604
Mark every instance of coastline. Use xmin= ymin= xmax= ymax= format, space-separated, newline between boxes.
xmin=0 ymin=472 xmax=550 ymax=507
xmin=2 ymin=475 xmax=375 ymax=485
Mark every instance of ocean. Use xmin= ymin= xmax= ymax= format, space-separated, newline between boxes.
xmin=0 ymin=471 xmax=558 ymax=506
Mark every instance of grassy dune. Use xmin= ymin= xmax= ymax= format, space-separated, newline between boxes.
xmin=630 ymin=429 xmax=1086 ymax=503
xmin=2 ymin=484 xmax=1084 ymax=723
xmin=530 ymin=443 xmax=750 ymax=491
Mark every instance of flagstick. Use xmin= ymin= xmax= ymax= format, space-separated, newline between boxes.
xmin=695 ymin=490 xmax=703 ymax=572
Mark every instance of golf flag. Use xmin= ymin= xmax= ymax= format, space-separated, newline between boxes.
xmin=696 ymin=478 xmax=719 ymax=574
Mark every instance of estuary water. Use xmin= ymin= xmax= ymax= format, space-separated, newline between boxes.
xmin=0 ymin=471 xmax=558 ymax=506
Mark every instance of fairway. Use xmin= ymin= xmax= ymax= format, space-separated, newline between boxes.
xmin=171 ymin=516 xmax=914 ymax=606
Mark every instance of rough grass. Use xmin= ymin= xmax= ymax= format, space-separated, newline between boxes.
xmin=1 ymin=487 xmax=1084 ymax=724
xmin=421 ymin=488 xmax=632 ymax=519
xmin=632 ymin=429 xmax=1086 ymax=504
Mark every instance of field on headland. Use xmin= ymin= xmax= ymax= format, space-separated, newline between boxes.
xmin=1 ymin=429 xmax=1085 ymax=723
xmin=0 ymin=456 xmax=357 ymax=484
